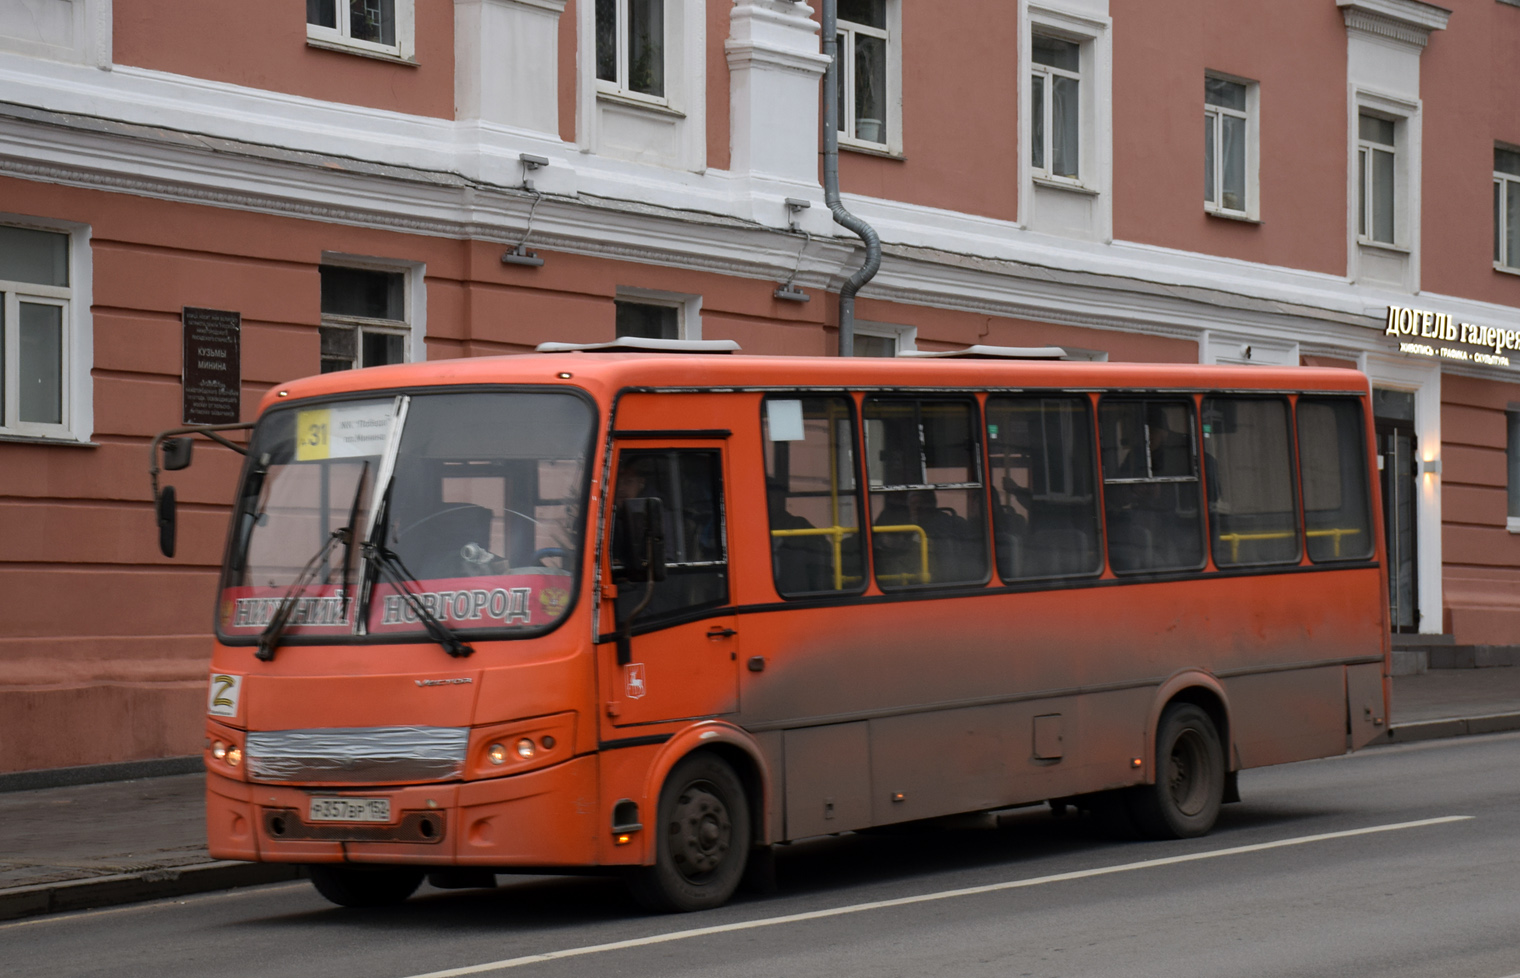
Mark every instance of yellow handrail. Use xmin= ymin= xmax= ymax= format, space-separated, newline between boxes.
xmin=769 ymin=525 xmax=859 ymax=590
xmin=1216 ymin=526 xmax=1361 ymax=561
xmin=867 ymin=524 xmax=931 ymax=584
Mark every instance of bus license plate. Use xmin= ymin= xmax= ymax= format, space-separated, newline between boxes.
xmin=309 ymin=797 xmax=392 ymax=823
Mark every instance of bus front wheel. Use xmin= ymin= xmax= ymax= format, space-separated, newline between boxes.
xmin=1127 ymin=703 xmax=1224 ymax=839
xmin=308 ymin=864 xmax=424 ymax=908
xmin=629 ymin=753 xmax=751 ymax=913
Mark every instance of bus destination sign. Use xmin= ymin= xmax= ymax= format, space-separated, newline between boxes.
xmin=1387 ymin=303 xmax=1516 ymax=367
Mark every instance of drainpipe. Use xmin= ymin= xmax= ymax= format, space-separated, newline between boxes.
xmin=820 ymin=0 xmax=881 ymax=357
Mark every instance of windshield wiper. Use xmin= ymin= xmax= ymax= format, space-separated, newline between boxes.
xmin=363 ymin=542 xmax=475 ymax=658
xmin=255 ymin=529 xmax=345 ymax=662
xmin=256 ymin=461 xmax=369 ymax=663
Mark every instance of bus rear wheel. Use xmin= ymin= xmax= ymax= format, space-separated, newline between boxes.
xmin=308 ymin=864 xmax=424 ymax=908
xmin=1127 ymin=703 xmax=1224 ymax=839
xmin=629 ymin=753 xmax=750 ymax=913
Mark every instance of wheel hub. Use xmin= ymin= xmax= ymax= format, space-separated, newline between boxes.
xmin=669 ymin=782 xmax=731 ymax=879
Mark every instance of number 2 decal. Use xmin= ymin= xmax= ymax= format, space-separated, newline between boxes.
xmin=208 ymin=673 xmax=242 ymax=717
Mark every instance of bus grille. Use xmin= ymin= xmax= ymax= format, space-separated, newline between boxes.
xmin=245 ymin=726 xmax=470 ymax=783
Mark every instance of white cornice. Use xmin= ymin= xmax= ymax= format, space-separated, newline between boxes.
xmin=1338 ymin=0 xmax=1451 ymax=47
xmin=1 ymin=51 xmax=1516 ymax=380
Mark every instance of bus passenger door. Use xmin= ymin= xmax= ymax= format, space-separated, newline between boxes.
xmin=602 ymin=444 xmax=739 ymax=726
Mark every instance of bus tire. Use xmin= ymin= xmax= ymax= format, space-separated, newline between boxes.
xmin=308 ymin=864 xmax=424 ymax=908
xmin=1127 ymin=703 xmax=1224 ymax=840
xmin=629 ymin=753 xmax=750 ymax=913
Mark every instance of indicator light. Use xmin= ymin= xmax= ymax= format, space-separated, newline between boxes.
xmin=227 ymin=746 xmax=242 ymax=767
xmin=488 ymin=743 xmax=507 ymax=765
xmin=557 ymin=372 xmax=573 ymax=379
xmin=1131 ymin=757 xmax=1144 ymax=768
xmin=516 ymin=738 xmax=536 ymax=759
xmin=615 ymin=834 xmax=632 ymax=845
xmin=541 ymin=735 xmax=556 ymax=750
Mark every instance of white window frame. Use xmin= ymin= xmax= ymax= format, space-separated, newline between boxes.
xmin=306 ymin=0 xmax=416 ymax=63
xmin=1204 ymin=72 xmax=1260 ymax=222
xmin=595 ymin=0 xmax=671 ymax=109
xmin=0 ymin=0 xmax=111 ymax=67
xmin=577 ymin=0 xmax=705 ymax=171
xmin=0 ymin=216 xmax=92 ymax=445
xmin=1347 ymin=89 xmax=1420 ymax=290
xmin=614 ymin=286 xmax=702 ymax=340
xmin=853 ymin=320 xmax=916 ymax=357
xmin=318 ymin=254 xmax=426 ymax=372
xmin=1018 ymin=1 xmax=1113 ymax=243
xmin=1029 ymin=31 xmax=1084 ymax=186
xmin=836 ymin=1 xmax=903 ymax=157
xmin=1495 ymin=146 xmax=1520 ymax=273
xmin=1356 ymin=111 xmax=1399 ymax=246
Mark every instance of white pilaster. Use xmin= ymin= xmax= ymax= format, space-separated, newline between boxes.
xmin=725 ymin=0 xmax=831 ymax=186
xmin=455 ymin=0 xmax=567 ymax=134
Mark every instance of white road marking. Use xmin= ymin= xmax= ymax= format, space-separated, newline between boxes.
xmin=402 ymin=815 xmax=1473 ymax=978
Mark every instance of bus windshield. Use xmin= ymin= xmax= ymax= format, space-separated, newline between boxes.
xmin=218 ymin=390 xmax=595 ymax=644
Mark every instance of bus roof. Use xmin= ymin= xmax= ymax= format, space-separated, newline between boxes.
xmin=257 ymin=352 xmax=1371 ymax=416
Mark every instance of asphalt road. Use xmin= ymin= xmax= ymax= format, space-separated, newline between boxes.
xmin=5 ymin=732 xmax=1520 ymax=978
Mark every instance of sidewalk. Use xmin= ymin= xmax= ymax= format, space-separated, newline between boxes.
xmin=3 ymin=666 xmax=1518 ymax=923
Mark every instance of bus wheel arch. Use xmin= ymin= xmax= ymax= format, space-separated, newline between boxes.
xmin=1146 ymin=672 xmax=1232 ymax=782
xmin=642 ymin=725 xmax=771 ymax=857
xmin=1131 ymin=677 xmax=1232 ymax=839
xmin=630 ymin=740 xmax=759 ymax=912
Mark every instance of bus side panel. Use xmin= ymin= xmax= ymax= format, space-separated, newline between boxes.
xmin=1225 ymin=666 xmax=1347 ymax=769
xmin=784 ymin=722 xmax=872 ymax=837
xmin=1345 ymin=661 xmax=1389 ymax=750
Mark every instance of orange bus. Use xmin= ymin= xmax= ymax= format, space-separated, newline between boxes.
xmin=170 ymin=344 xmax=1389 ymax=912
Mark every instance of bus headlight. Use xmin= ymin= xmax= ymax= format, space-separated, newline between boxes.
xmin=226 ymin=746 xmax=242 ymax=767
xmin=212 ymin=740 xmax=227 ymax=761
xmin=515 ymin=738 xmax=536 ymax=759
xmin=487 ymin=743 xmax=507 ymax=765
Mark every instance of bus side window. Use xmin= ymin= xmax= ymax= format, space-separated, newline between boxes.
xmin=1100 ymin=398 xmax=1206 ymax=574
xmin=863 ymin=397 xmax=990 ymax=588
xmin=612 ymin=450 xmax=729 ymax=620
xmin=1297 ymin=398 xmax=1375 ymax=562
xmin=986 ymin=396 xmax=1103 ymax=580
xmin=1202 ymin=397 xmax=1300 ymax=567
xmin=762 ymin=397 xmax=865 ymax=597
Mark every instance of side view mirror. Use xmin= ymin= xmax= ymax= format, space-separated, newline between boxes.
xmin=615 ymin=497 xmax=667 ymax=582
xmin=156 ymin=485 xmax=178 ymax=558
xmin=161 ymin=437 xmax=194 ymax=471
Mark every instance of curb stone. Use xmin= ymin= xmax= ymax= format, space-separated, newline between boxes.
xmin=1381 ymin=711 xmax=1520 ymax=745
xmin=0 ymin=861 xmax=303 ymax=923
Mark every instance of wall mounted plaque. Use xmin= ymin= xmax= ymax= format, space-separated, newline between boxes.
xmin=182 ymin=306 xmax=242 ymax=425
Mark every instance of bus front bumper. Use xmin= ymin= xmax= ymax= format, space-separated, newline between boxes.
xmin=206 ymin=753 xmax=598 ymax=867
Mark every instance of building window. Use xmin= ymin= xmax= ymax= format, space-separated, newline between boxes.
xmin=0 ymin=224 xmax=72 ymax=436
xmin=1495 ymin=148 xmax=1520 ymax=271
xmin=615 ymin=300 xmax=678 ymax=340
xmin=852 ymin=321 xmax=915 ymax=357
xmin=1358 ymin=113 xmax=1397 ymax=245
xmin=306 ymin=0 xmax=414 ymax=61
xmin=1508 ymin=409 xmax=1520 ymax=532
xmin=1205 ymin=75 xmax=1255 ymax=217
xmin=835 ymin=0 xmax=897 ymax=151
xmin=1030 ymin=34 xmax=1081 ymax=181
xmin=596 ymin=0 xmax=666 ymax=103
xmin=319 ymin=266 xmax=410 ymax=373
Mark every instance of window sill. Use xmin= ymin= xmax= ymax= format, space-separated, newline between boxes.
xmin=596 ymin=91 xmax=685 ymax=119
xmin=839 ymin=139 xmax=904 ymax=161
xmin=0 ymin=433 xmax=97 ymax=448
xmin=1032 ymin=176 xmax=1099 ymax=196
xmin=1205 ymin=206 xmax=1261 ymax=225
xmin=305 ymin=36 xmax=416 ymax=66
xmin=1493 ymin=262 xmax=1520 ymax=277
xmin=1357 ymin=238 xmax=1411 ymax=255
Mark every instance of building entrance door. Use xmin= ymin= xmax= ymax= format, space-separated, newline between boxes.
xmin=1374 ymin=388 xmax=1419 ymax=633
